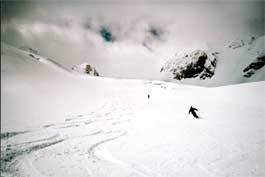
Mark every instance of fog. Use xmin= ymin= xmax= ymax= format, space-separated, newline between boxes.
xmin=1 ymin=1 xmax=264 ymax=79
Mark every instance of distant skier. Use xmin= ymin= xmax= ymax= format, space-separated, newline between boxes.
xmin=188 ymin=106 xmax=199 ymax=119
xmin=148 ymin=94 xmax=150 ymax=99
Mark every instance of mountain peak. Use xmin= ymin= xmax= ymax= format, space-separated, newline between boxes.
xmin=160 ymin=35 xmax=264 ymax=86
xmin=72 ymin=63 xmax=100 ymax=76
xmin=161 ymin=49 xmax=218 ymax=81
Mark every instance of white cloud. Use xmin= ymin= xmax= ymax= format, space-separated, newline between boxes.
xmin=1 ymin=1 xmax=264 ymax=79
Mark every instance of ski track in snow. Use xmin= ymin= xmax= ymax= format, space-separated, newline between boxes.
xmin=1 ymin=82 xmax=264 ymax=177
xmin=0 ymin=94 xmax=153 ymax=177
xmin=2 ymin=41 xmax=264 ymax=177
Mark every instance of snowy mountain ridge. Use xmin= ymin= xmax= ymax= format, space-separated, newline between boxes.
xmin=2 ymin=35 xmax=264 ymax=87
xmin=160 ymin=49 xmax=218 ymax=80
xmin=9 ymin=43 xmax=71 ymax=75
xmin=160 ymin=35 xmax=265 ymax=86
xmin=9 ymin=43 xmax=102 ymax=78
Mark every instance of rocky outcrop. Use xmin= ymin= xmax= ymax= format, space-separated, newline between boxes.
xmin=160 ymin=50 xmax=218 ymax=80
xmin=72 ymin=63 xmax=100 ymax=76
xmin=227 ymin=39 xmax=245 ymax=49
xmin=227 ymin=36 xmax=256 ymax=50
xmin=243 ymin=55 xmax=265 ymax=78
xmin=20 ymin=46 xmax=39 ymax=55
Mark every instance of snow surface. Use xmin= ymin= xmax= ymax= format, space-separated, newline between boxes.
xmin=1 ymin=42 xmax=265 ymax=177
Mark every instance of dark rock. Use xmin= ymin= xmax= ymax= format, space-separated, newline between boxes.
xmin=162 ymin=50 xmax=217 ymax=80
xmin=243 ymin=55 xmax=265 ymax=78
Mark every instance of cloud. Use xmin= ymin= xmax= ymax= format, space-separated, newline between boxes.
xmin=3 ymin=1 xmax=264 ymax=44
xmin=1 ymin=1 xmax=264 ymax=79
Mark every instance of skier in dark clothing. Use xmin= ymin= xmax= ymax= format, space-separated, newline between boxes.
xmin=148 ymin=94 xmax=150 ymax=99
xmin=189 ymin=106 xmax=199 ymax=118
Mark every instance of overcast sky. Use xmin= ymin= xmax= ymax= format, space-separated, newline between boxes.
xmin=1 ymin=0 xmax=264 ymax=79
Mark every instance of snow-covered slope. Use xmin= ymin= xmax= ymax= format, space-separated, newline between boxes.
xmin=1 ymin=42 xmax=107 ymax=131
xmin=160 ymin=36 xmax=265 ymax=86
xmin=1 ymin=42 xmax=265 ymax=177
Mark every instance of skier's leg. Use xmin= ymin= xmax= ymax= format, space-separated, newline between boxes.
xmin=192 ymin=112 xmax=199 ymax=119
